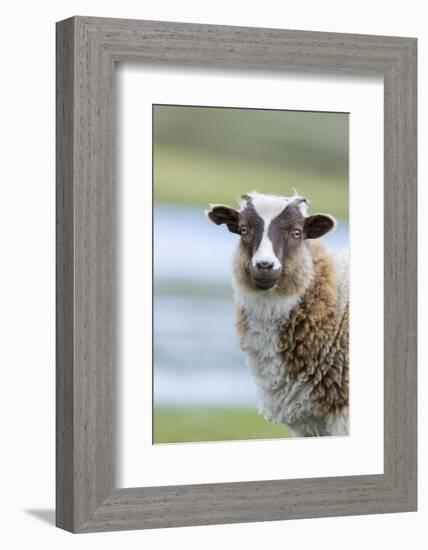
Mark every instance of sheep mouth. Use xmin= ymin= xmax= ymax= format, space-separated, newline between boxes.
xmin=253 ymin=277 xmax=278 ymax=290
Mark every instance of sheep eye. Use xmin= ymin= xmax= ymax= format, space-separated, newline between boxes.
xmin=239 ymin=226 xmax=248 ymax=236
xmin=292 ymin=229 xmax=301 ymax=239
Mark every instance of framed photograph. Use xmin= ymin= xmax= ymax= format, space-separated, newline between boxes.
xmin=56 ymin=16 xmax=417 ymax=532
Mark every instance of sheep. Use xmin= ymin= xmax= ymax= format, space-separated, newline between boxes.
xmin=206 ymin=191 xmax=349 ymax=437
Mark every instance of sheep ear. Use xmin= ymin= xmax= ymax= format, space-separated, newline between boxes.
xmin=304 ymin=214 xmax=336 ymax=239
xmin=205 ymin=204 xmax=240 ymax=234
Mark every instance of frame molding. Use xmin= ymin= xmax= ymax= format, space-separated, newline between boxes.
xmin=56 ymin=16 xmax=417 ymax=532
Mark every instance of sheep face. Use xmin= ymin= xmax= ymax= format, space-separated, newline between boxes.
xmin=207 ymin=192 xmax=336 ymax=293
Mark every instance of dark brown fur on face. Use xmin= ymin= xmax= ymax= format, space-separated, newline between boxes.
xmin=208 ymin=197 xmax=335 ymax=295
xmin=238 ymin=202 xmax=280 ymax=289
xmin=234 ymin=202 xmax=332 ymax=297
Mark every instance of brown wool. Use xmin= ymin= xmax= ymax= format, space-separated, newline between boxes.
xmin=276 ymin=243 xmax=349 ymax=416
xmin=237 ymin=240 xmax=349 ymax=421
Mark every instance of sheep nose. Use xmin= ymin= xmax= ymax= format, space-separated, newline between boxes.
xmin=256 ymin=260 xmax=274 ymax=270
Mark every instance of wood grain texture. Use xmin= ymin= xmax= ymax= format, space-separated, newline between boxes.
xmin=56 ymin=17 xmax=75 ymax=532
xmin=56 ymin=16 xmax=417 ymax=533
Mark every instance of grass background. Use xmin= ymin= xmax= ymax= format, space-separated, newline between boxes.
xmin=154 ymin=146 xmax=349 ymax=218
xmin=154 ymin=105 xmax=349 ymax=219
xmin=154 ymin=408 xmax=290 ymax=444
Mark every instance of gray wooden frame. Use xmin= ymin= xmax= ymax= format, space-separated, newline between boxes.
xmin=56 ymin=16 xmax=417 ymax=533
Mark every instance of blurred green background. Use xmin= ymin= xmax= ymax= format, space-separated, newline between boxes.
xmin=154 ymin=408 xmax=290 ymax=444
xmin=154 ymin=105 xmax=349 ymax=218
xmin=153 ymin=105 xmax=349 ymax=444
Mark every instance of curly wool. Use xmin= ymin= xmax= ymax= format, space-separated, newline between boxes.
xmin=277 ymin=245 xmax=349 ymax=417
xmin=234 ymin=241 xmax=349 ymax=436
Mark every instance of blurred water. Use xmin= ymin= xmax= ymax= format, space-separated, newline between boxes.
xmin=154 ymin=292 xmax=256 ymax=406
xmin=154 ymin=204 xmax=348 ymax=407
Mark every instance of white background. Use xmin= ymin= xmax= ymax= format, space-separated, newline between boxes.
xmin=0 ymin=1 xmax=425 ymax=549
xmin=118 ymin=67 xmax=384 ymax=487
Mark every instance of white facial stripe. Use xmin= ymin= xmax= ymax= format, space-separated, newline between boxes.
xmin=252 ymin=228 xmax=282 ymax=269
xmin=247 ymin=192 xmax=304 ymax=269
